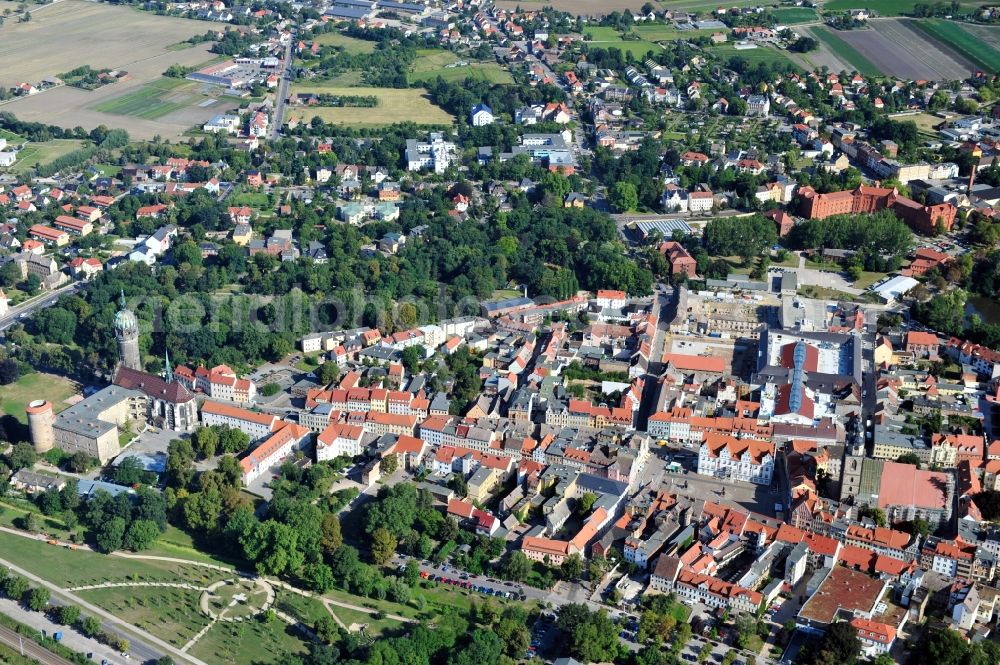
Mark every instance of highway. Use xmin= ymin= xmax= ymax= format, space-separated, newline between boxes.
xmin=0 ymin=622 xmax=73 ymax=665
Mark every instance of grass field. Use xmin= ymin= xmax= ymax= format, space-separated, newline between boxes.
xmin=0 ymin=530 xmax=229 ymax=588
xmin=289 ymin=85 xmax=453 ymax=127
xmin=712 ymin=44 xmax=798 ymax=68
xmin=911 ymin=19 xmax=1000 ymax=73
xmin=94 ymin=78 xmax=191 ymax=119
xmin=0 ymin=372 xmax=78 ymax=425
xmin=583 ymin=26 xmax=661 ymax=58
xmin=812 ymin=27 xmax=883 ymax=76
xmin=8 ymin=139 xmax=90 ymax=175
xmin=409 ymin=49 xmax=513 ymax=84
xmin=632 ymin=24 xmax=716 ymax=41
xmin=189 ymin=617 xmax=311 ymax=664
xmin=79 ymin=587 xmax=210 ymax=647
xmin=853 ymin=271 xmax=889 ymax=290
xmin=772 ymin=7 xmax=819 ymax=23
xmin=313 ymin=31 xmax=377 ymax=53
xmin=0 ymin=129 xmax=26 ymax=144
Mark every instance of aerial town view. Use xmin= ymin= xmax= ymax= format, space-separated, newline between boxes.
xmin=1 ymin=0 xmax=1000 ymax=664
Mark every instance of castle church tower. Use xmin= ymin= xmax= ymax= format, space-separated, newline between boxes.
xmin=114 ymin=290 xmax=141 ymax=370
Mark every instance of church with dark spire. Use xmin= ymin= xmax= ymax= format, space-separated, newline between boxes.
xmin=110 ymin=293 xmax=197 ymax=432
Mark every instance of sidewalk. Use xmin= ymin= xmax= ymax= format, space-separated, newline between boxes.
xmin=0 ymin=597 xmax=121 ymax=664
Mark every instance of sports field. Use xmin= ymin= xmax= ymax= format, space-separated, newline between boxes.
xmin=289 ymin=85 xmax=453 ymax=127
xmin=94 ymin=78 xmax=192 ymax=120
xmin=811 ymin=26 xmax=883 ymax=76
xmin=409 ymin=49 xmax=513 ymax=84
xmin=0 ymin=0 xmax=231 ymax=138
xmin=910 ymin=19 xmax=1000 ymax=73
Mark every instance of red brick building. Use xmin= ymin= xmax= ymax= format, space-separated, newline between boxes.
xmin=658 ymin=241 xmax=698 ymax=278
xmin=797 ymin=185 xmax=956 ymax=235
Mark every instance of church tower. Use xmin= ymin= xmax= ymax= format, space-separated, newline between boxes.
xmin=114 ymin=290 xmax=141 ymax=370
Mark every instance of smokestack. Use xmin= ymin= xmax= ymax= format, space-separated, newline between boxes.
xmin=969 ymin=166 xmax=975 ymax=193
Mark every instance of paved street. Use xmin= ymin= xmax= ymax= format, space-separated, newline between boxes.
xmin=0 ymin=282 xmax=82 ymax=334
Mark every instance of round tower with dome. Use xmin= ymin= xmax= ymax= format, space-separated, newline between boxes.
xmin=114 ymin=289 xmax=141 ymax=370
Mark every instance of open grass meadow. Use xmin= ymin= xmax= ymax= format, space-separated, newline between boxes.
xmin=583 ymin=26 xmax=662 ymax=58
xmin=631 ymin=24 xmax=716 ymax=41
xmin=8 ymin=140 xmax=90 ymax=175
xmin=94 ymin=78 xmax=191 ymax=119
xmin=771 ymin=7 xmax=819 ymax=23
xmin=711 ymin=44 xmax=798 ymax=68
xmin=78 ymin=587 xmax=211 ymax=647
xmin=0 ymin=129 xmax=26 ymax=144
xmin=409 ymin=49 xmax=513 ymax=84
xmin=289 ymin=85 xmax=453 ymax=127
xmin=313 ymin=31 xmax=377 ymax=53
xmin=188 ymin=617 xmax=311 ymax=664
xmin=911 ymin=19 xmax=1000 ymax=73
xmin=811 ymin=26 xmax=883 ymax=76
xmin=0 ymin=372 xmax=78 ymax=425
xmin=822 ymin=0 xmax=920 ymax=13
xmin=0 ymin=530 xmax=229 ymax=588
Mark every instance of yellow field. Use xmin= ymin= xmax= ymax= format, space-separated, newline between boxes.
xmin=289 ymin=85 xmax=453 ymax=127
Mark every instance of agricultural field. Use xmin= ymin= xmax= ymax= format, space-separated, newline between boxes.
xmin=313 ymin=31 xmax=377 ymax=53
xmin=910 ymin=19 xmax=1000 ymax=74
xmin=963 ymin=23 xmax=1000 ymax=51
xmin=833 ymin=19 xmax=976 ymax=79
xmin=0 ymin=0 xmax=233 ymax=139
xmin=810 ymin=27 xmax=882 ymax=76
xmin=771 ymin=7 xmax=819 ymax=23
xmin=94 ymin=78 xmax=193 ymax=120
xmin=0 ymin=372 xmax=79 ymax=425
xmin=289 ymin=85 xmax=453 ymax=127
xmin=409 ymin=49 xmax=513 ymax=84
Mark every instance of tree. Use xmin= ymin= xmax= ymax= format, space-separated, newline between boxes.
xmin=371 ymin=527 xmax=397 ymax=565
xmin=23 ymin=511 xmax=40 ymax=533
xmin=561 ymin=553 xmax=584 ymax=580
xmin=0 ymin=358 xmax=20 ymax=385
xmin=8 ymin=442 xmax=36 ymax=471
xmin=95 ymin=516 xmax=127 ymax=553
xmin=502 ymin=551 xmax=532 ymax=582
xmin=588 ymin=556 xmax=609 ymax=582
xmin=192 ymin=427 xmax=220 ymax=459
xmin=450 ymin=628 xmax=504 ymax=665
xmin=896 ymin=452 xmax=921 ymax=469
xmin=401 ymin=346 xmax=422 ymax=373
xmin=302 ymin=562 xmax=336 ymax=592
xmin=611 ymin=182 xmax=639 ymax=212
xmin=123 ymin=519 xmax=161 ymax=551
xmin=54 ymin=604 xmax=80 ymax=626
xmin=26 ymin=587 xmax=49 ymax=612
xmin=806 ymin=621 xmax=860 ymax=665
xmin=314 ymin=615 xmax=338 ymax=644
xmin=317 ymin=361 xmax=340 ymax=385
xmin=320 ymin=513 xmax=343 ymax=556
xmin=219 ymin=427 xmax=250 ymax=455
xmin=379 ymin=454 xmax=398 ymax=475
xmin=81 ymin=616 xmax=102 ymax=637
xmin=577 ymin=492 xmax=598 ymax=515
xmin=556 ymin=604 xmax=620 ymax=663
xmin=2 ymin=575 xmax=29 ymax=601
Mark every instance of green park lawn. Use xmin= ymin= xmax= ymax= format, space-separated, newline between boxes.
xmin=409 ymin=49 xmax=513 ymax=84
xmin=0 ymin=372 xmax=79 ymax=425
xmin=188 ymin=617 xmax=311 ymax=664
xmin=78 ymin=586 xmax=210 ymax=647
xmin=711 ymin=44 xmax=798 ymax=68
xmin=0 ymin=530 xmax=229 ymax=588
xmin=9 ymin=140 xmax=90 ymax=175
xmin=289 ymin=86 xmax=453 ymax=127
